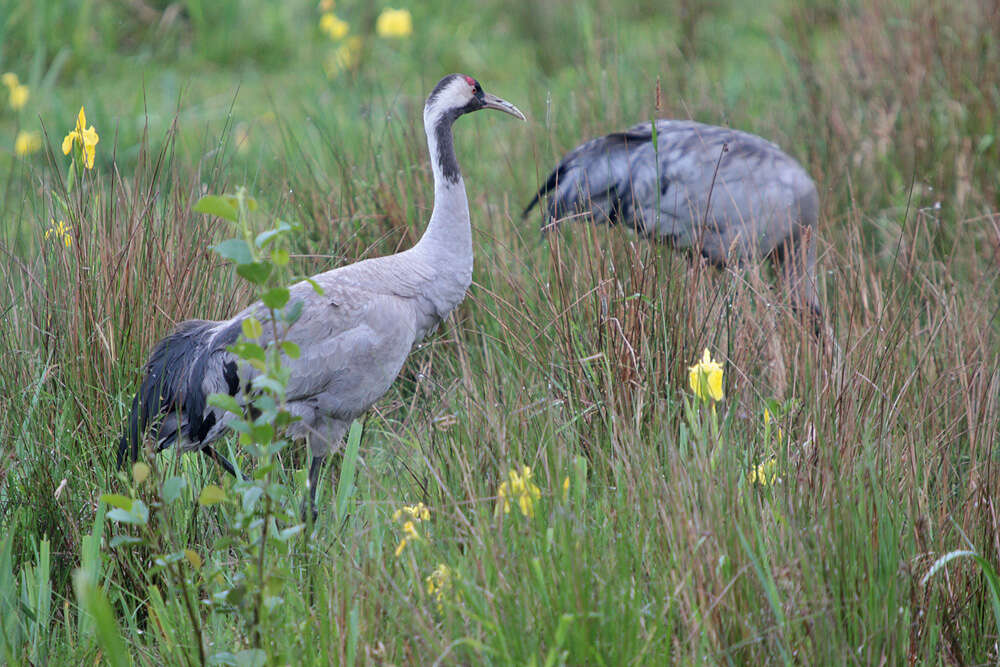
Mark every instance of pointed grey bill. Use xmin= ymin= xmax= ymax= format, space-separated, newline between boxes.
xmin=482 ymin=93 xmax=526 ymax=121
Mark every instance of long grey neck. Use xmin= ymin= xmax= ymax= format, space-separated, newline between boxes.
xmin=414 ymin=109 xmax=472 ymax=264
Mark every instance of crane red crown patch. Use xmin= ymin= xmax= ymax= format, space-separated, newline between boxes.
xmin=464 ymin=75 xmax=476 ymax=87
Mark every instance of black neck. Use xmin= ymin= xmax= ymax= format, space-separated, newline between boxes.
xmin=432 ymin=109 xmax=462 ymax=185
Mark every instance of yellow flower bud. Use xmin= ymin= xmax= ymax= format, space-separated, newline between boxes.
xmin=15 ymin=131 xmax=41 ymax=156
xmin=376 ymin=8 xmax=412 ymax=38
xmin=10 ymin=84 xmax=29 ymax=110
xmin=319 ymin=12 xmax=349 ymax=40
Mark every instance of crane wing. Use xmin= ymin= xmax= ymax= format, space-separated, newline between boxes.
xmin=119 ymin=272 xmax=420 ymax=463
xmin=525 ymin=120 xmax=814 ymax=260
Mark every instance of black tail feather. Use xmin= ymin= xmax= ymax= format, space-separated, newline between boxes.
xmin=202 ymin=445 xmax=239 ymax=478
xmin=116 ymin=317 xmax=245 ymax=472
xmin=523 ymin=163 xmax=566 ymax=219
xmin=116 ymin=320 xmax=217 ymax=468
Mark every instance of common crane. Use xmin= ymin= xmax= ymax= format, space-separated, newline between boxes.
xmin=524 ymin=120 xmax=821 ymax=321
xmin=118 ymin=74 xmax=525 ymax=512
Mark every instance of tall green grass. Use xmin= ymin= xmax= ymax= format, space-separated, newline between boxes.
xmin=1 ymin=0 xmax=998 ymax=663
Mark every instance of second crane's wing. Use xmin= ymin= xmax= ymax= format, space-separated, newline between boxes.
xmin=526 ymin=120 xmax=813 ymax=254
xmin=523 ymin=125 xmax=658 ymax=229
xmin=650 ymin=120 xmax=816 ymax=257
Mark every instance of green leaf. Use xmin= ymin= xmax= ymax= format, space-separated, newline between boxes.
xmin=212 ymin=239 xmax=254 ymax=265
xmin=209 ymin=393 xmax=243 ymax=415
xmin=131 ymin=500 xmax=149 ymax=524
xmin=253 ymin=394 xmax=277 ymax=413
xmin=229 ymin=420 xmax=252 ymax=435
xmin=162 ymin=476 xmax=187 ymax=504
xmin=242 ymin=486 xmax=264 ymax=513
xmin=262 ymin=287 xmax=290 ymax=309
xmin=285 ymin=298 xmax=304 ymax=324
xmin=305 ymin=278 xmax=324 ymax=295
xmin=194 ymin=195 xmax=238 ymax=222
xmin=265 ymin=440 xmax=290 ymax=456
xmin=237 ymin=262 xmax=272 ymax=285
xmin=242 ymin=316 xmax=263 ymax=340
xmin=281 ymin=341 xmax=301 ymax=359
xmin=235 ymin=649 xmax=267 ymax=667
xmin=154 ymin=551 xmax=185 ymax=567
xmin=231 ymin=341 xmax=265 ymax=362
xmin=73 ymin=569 xmax=130 ymax=667
xmin=252 ymin=376 xmax=284 ymax=395
xmin=109 ymin=535 xmax=143 ymax=548
xmin=199 ymin=484 xmax=227 ymax=506
xmin=274 ymin=411 xmax=300 ymax=429
xmin=184 ymin=549 xmax=203 ymax=570
xmin=277 ymin=524 xmax=303 ymax=542
xmin=251 ymin=423 xmax=275 ymax=443
xmin=228 ymin=193 xmax=257 ymax=214
xmin=255 ymin=228 xmax=282 ymax=248
xmin=131 ymin=462 xmax=151 ymax=485
xmin=100 ymin=494 xmax=133 ymax=511
xmin=107 ymin=508 xmax=145 ymax=526
xmin=335 ymin=420 xmax=363 ymax=521
xmin=271 ymin=248 xmax=289 ymax=266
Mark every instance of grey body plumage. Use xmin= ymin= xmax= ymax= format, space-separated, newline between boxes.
xmin=117 ymin=74 xmax=525 ymax=510
xmin=525 ymin=120 xmax=821 ymax=318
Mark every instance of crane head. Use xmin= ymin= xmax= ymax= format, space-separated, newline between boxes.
xmin=424 ymin=74 xmax=525 ymax=123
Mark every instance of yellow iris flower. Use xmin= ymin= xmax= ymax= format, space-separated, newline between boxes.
xmin=425 ymin=563 xmax=458 ymax=612
xmin=3 ymin=73 xmax=28 ymax=110
xmin=45 ymin=220 xmax=73 ymax=248
xmin=319 ymin=12 xmax=349 ymax=40
xmin=62 ymin=107 xmax=100 ymax=170
xmin=15 ymin=131 xmax=41 ymax=157
xmin=496 ymin=465 xmax=541 ymax=519
xmin=392 ymin=502 xmax=430 ymax=522
xmin=376 ymin=8 xmax=412 ymax=38
xmin=324 ymin=36 xmax=362 ymax=78
xmin=748 ymin=458 xmax=778 ymax=486
xmin=394 ymin=520 xmax=420 ymax=557
xmin=764 ymin=407 xmax=784 ymax=444
xmin=392 ymin=501 xmax=430 ymax=557
xmin=9 ymin=84 xmax=28 ymax=110
xmin=688 ymin=348 xmax=724 ymax=403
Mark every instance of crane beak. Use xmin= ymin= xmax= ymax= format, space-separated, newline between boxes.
xmin=481 ymin=93 xmax=526 ymax=121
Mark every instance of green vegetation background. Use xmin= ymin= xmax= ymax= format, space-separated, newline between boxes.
xmin=1 ymin=0 xmax=998 ymax=664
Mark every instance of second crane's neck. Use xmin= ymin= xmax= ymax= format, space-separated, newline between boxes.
xmin=416 ymin=108 xmax=472 ymax=267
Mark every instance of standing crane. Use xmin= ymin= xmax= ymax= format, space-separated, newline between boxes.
xmin=118 ymin=74 xmax=525 ymax=512
xmin=524 ymin=120 xmax=821 ymax=321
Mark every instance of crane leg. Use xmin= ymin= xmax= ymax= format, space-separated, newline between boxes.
xmin=202 ymin=445 xmax=239 ymax=479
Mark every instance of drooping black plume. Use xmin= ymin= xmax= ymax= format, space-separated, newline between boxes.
xmin=522 ymin=162 xmax=568 ymax=219
xmin=116 ymin=318 xmax=241 ymax=469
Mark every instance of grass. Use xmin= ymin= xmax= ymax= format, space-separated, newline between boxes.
xmin=1 ymin=0 xmax=999 ymax=663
